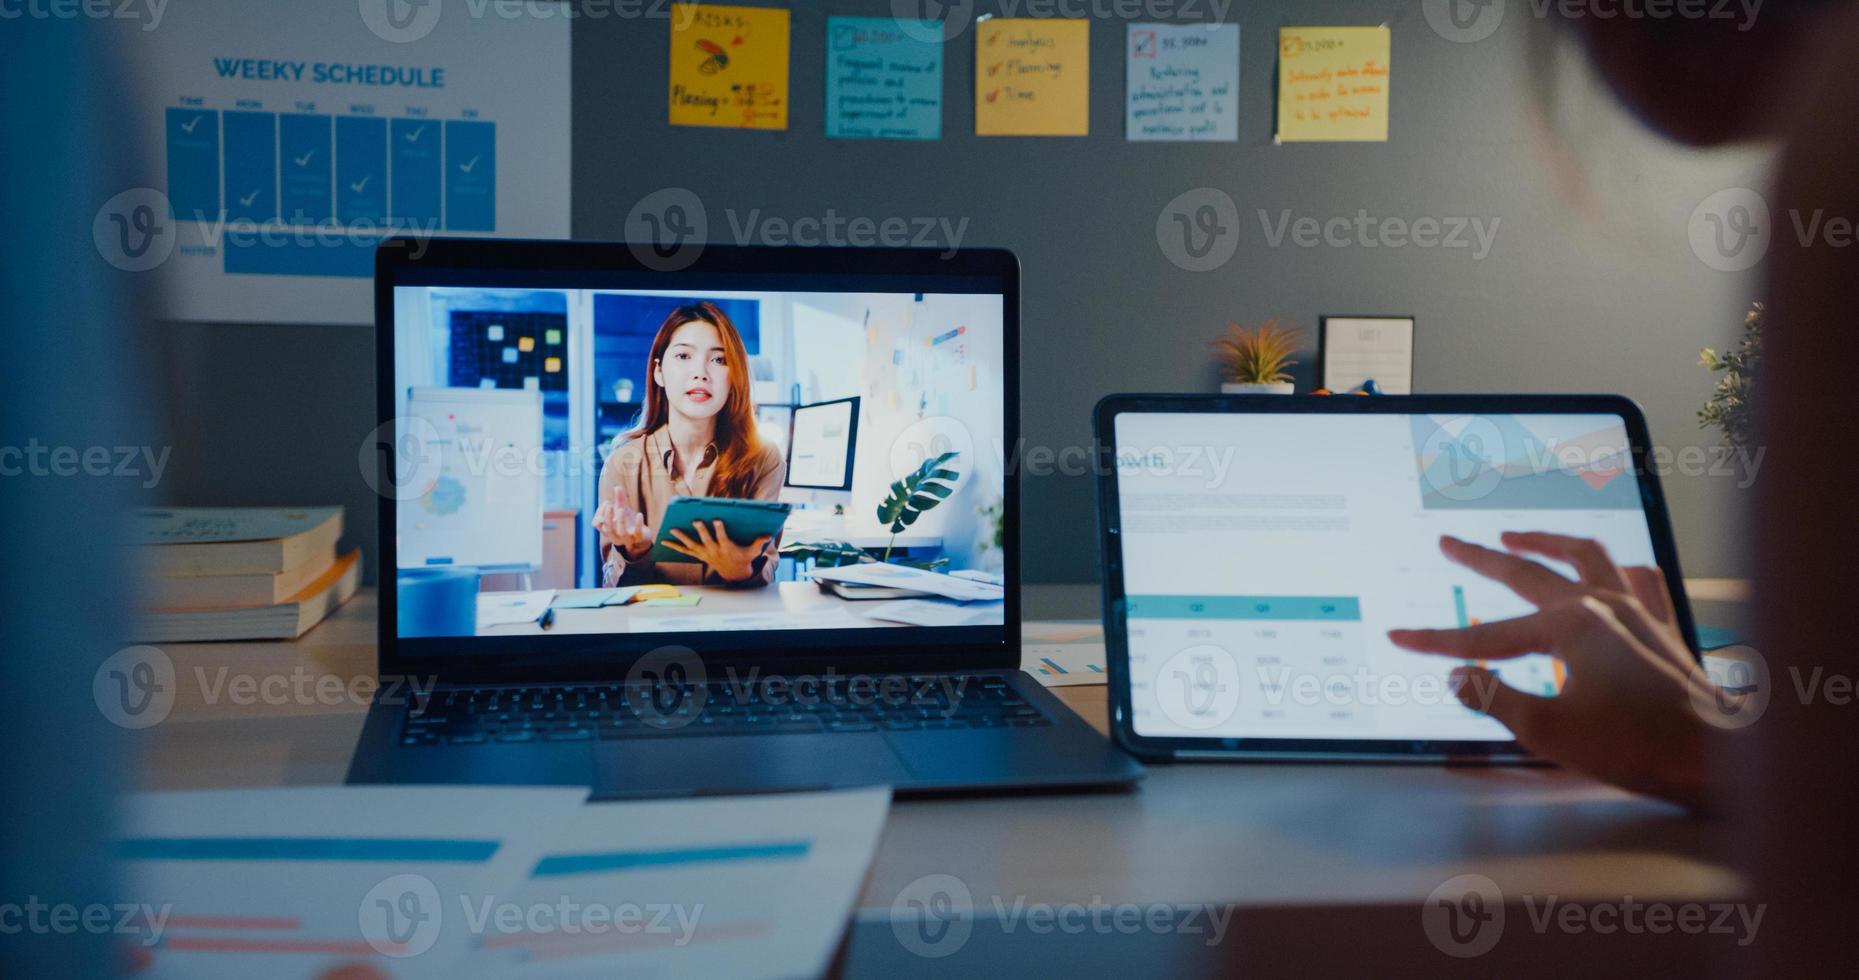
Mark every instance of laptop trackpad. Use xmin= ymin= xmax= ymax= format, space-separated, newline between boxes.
xmin=593 ymin=735 xmax=911 ymax=798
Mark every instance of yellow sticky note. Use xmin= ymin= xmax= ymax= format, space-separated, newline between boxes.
xmin=518 ymin=336 xmax=535 ymax=352
xmin=975 ymin=18 xmax=1089 ymax=137
xmin=1276 ymin=26 xmax=1390 ymax=143
xmin=669 ymin=3 xmax=789 ymax=130
xmin=544 ymin=356 xmax=561 ymax=373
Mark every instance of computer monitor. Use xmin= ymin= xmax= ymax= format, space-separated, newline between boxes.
xmin=374 ymin=241 xmax=1018 ymax=673
xmin=785 ymin=396 xmax=860 ymax=491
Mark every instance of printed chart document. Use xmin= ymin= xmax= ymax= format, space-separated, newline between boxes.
xmin=468 ymin=788 xmax=892 ymax=978
xmin=1022 ymin=621 xmax=1109 ymax=687
xmin=863 ymin=597 xmax=1004 ymax=628
xmin=809 ymin=563 xmax=1006 ymax=602
xmin=477 ymin=590 xmax=556 ymax=629
xmin=116 ymin=787 xmax=589 ymax=979
xmin=117 ymin=787 xmax=891 ymax=979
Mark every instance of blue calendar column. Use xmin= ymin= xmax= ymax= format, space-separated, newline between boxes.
xmin=223 ymin=111 xmax=277 ymax=223
xmin=390 ymin=118 xmax=442 ymax=229
xmin=164 ymin=108 xmax=219 ymax=220
xmin=443 ymin=120 xmax=495 ymax=232
xmin=335 ymin=117 xmax=388 ymax=227
xmin=279 ymin=114 xmax=332 ymax=224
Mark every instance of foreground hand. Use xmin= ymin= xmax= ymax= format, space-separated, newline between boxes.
xmin=593 ymin=485 xmax=654 ymax=560
xmin=1387 ymin=533 xmax=1732 ymax=811
xmin=663 ymin=519 xmax=771 ymax=583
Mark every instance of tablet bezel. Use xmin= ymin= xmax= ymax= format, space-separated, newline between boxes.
xmin=647 ymin=496 xmax=793 ymax=565
xmin=1092 ymin=393 xmax=1699 ymax=762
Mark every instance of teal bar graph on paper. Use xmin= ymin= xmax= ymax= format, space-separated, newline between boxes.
xmin=116 ymin=836 xmax=501 ymax=863
xmin=531 ymin=840 xmax=811 ymax=877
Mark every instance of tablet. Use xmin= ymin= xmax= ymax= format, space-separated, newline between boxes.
xmin=650 ymin=496 xmax=792 ymax=564
xmin=1093 ymin=394 xmax=1697 ymax=761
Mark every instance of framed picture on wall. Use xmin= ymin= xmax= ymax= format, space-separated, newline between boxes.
xmin=1318 ymin=315 xmax=1416 ymax=394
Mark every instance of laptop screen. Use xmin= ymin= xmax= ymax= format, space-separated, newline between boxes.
xmin=1111 ymin=410 xmax=1661 ymax=743
xmin=386 ymin=268 xmax=1008 ymax=648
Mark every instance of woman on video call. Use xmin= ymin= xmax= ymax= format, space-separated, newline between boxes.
xmin=593 ymin=302 xmax=786 ymax=588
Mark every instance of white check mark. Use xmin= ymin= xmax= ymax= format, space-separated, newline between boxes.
xmin=350 ymin=175 xmax=372 ymax=193
xmin=458 ymin=155 xmax=480 ymax=174
xmin=239 ymin=189 xmax=260 ymax=207
xmin=181 ymin=114 xmax=203 ymax=134
xmin=293 ymin=148 xmax=317 ymax=167
xmin=404 ymin=125 xmax=426 ymax=143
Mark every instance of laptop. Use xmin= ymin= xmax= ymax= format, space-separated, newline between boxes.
xmin=347 ymin=239 xmax=1142 ymax=799
xmin=1093 ymin=394 xmax=1697 ymax=761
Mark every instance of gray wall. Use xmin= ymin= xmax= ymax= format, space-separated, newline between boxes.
xmin=157 ymin=0 xmax=1765 ymax=586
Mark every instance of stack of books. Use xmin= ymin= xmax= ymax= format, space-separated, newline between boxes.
xmin=133 ymin=507 xmax=361 ymax=642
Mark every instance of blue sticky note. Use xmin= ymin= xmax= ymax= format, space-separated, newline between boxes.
xmin=1126 ymin=23 xmax=1239 ymax=142
xmin=825 ymin=17 xmax=943 ymax=141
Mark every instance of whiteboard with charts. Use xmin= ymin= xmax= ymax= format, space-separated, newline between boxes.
xmin=398 ymin=387 xmax=544 ymax=573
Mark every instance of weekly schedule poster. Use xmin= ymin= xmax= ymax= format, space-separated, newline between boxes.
xmin=975 ymin=18 xmax=1090 ymax=137
xmin=670 ymin=3 xmax=791 ymax=130
xmin=1276 ymin=26 xmax=1392 ymax=143
xmin=107 ymin=0 xmax=570 ymax=325
xmin=826 ymin=17 xmax=943 ymax=140
xmin=1126 ymin=23 xmax=1239 ymax=142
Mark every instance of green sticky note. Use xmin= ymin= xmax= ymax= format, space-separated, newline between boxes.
xmin=546 ymin=328 xmax=562 ymax=345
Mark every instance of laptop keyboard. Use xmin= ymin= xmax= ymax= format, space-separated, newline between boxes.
xmin=397 ymin=675 xmax=1050 ymax=746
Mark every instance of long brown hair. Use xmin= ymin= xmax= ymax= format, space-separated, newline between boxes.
xmin=626 ymin=301 xmax=764 ymax=498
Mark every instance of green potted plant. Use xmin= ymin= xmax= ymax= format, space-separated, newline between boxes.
xmin=1213 ymin=319 xmax=1303 ymax=395
xmin=1698 ymin=302 xmax=1763 ymax=451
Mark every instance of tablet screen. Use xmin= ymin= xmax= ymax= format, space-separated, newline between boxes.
xmin=1112 ymin=411 xmax=1660 ymax=743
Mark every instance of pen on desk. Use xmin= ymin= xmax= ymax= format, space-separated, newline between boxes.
xmin=539 ymin=607 xmax=556 ymax=631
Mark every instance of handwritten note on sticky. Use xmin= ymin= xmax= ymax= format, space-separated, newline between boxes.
xmin=826 ymin=17 xmax=943 ymax=140
xmin=1276 ymin=26 xmax=1390 ymax=143
xmin=975 ymin=17 xmax=1089 ymax=137
xmin=669 ymin=3 xmax=789 ymax=130
xmin=1126 ymin=23 xmax=1239 ymax=142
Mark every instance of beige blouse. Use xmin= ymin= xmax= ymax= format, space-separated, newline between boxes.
xmin=596 ymin=428 xmax=787 ymax=588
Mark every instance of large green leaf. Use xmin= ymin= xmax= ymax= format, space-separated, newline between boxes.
xmin=877 ymin=452 xmax=960 ymax=534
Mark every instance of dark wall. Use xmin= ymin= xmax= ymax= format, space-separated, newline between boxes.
xmin=157 ymin=0 xmax=1764 ymax=585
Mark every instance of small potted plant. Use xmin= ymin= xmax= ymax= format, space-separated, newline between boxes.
xmin=1213 ymin=319 xmax=1303 ymax=395
xmin=1698 ymin=302 xmax=1763 ymax=450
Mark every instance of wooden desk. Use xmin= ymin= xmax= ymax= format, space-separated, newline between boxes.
xmin=481 ymin=582 xmax=1003 ymax=636
xmin=137 ymin=590 xmax=1740 ymax=916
